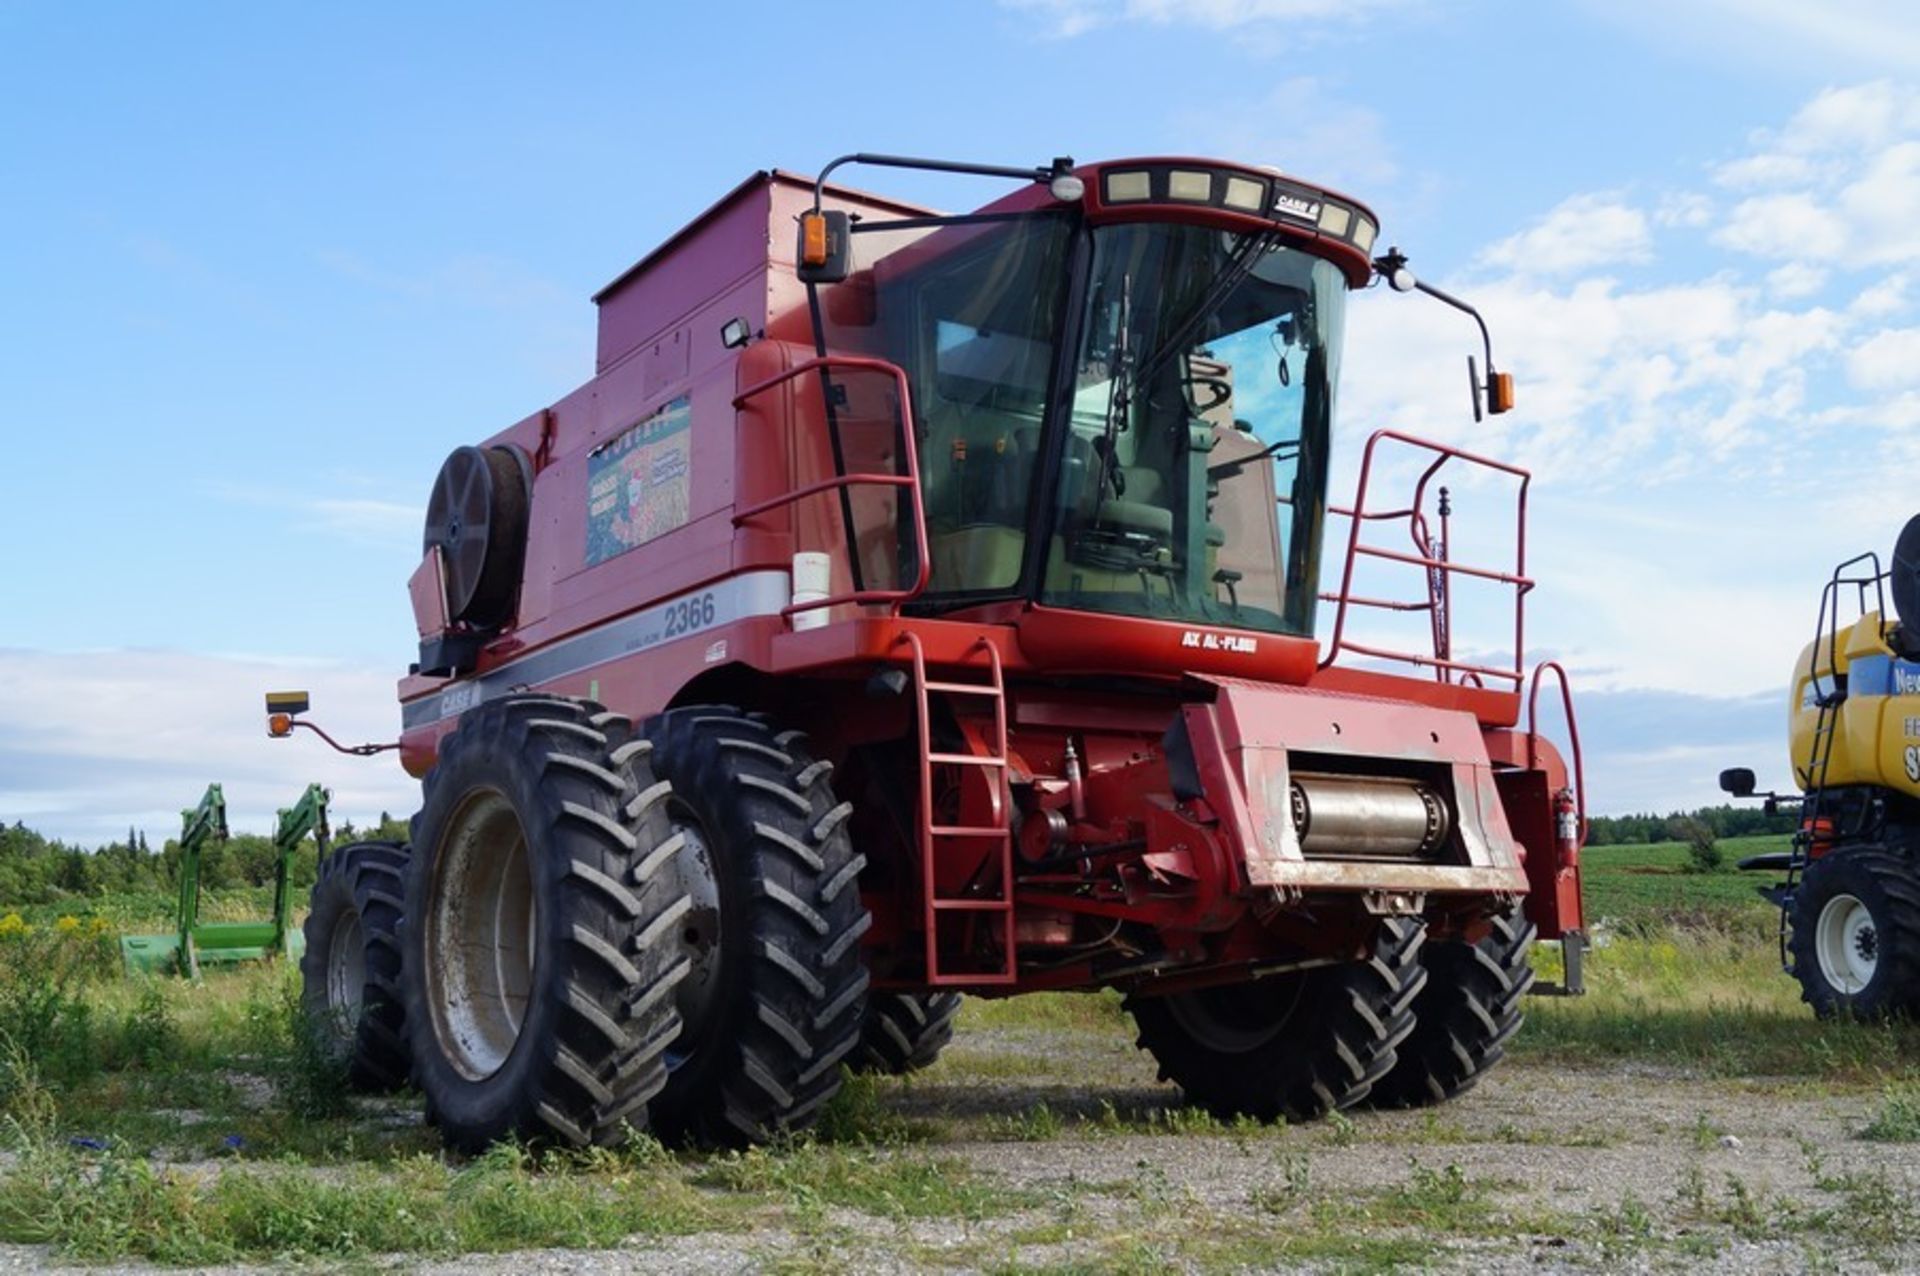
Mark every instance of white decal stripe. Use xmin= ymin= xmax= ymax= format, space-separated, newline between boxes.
xmin=401 ymin=570 xmax=790 ymax=730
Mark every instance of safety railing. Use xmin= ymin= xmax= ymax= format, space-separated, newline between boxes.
xmin=733 ymin=355 xmax=932 ymax=618
xmin=1527 ymin=659 xmax=1587 ymax=839
xmin=1319 ymin=429 xmax=1533 ymax=687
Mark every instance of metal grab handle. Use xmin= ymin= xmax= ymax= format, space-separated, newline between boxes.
xmin=733 ymin=355 xmax=932 ymax=616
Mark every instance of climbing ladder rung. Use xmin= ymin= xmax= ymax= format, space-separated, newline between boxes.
xmin=931 ymin=898 xmax=1012 ymax=912
xmin=923 ymin=679 xmax=1003 ymax=697
xmin=930 ymin=824 xmax=1010 ymax=840
xmin=927 ymin=752 xmax=1007 ymax=768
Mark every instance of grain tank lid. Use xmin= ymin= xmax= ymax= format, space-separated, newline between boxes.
xmin=590 ymin=169 xmax=939 ymax=305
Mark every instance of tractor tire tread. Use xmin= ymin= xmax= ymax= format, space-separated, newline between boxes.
xmin=644 ymin=705 xmax=870 ymax=1148
xmin=1370 ymin=910 xmax=1535 ymax=1108
xmin=403 ymin=695 xmax=690 ymax=1152
xmin=853 ymin=993 xmax=963 ymax=1075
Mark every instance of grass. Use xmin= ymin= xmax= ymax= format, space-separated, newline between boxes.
xmin=2 ymin=834 xmax=1918 ymax=1267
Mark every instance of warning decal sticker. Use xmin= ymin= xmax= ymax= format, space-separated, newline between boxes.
xmin=586 ymin=396 xmax=692 ymax=565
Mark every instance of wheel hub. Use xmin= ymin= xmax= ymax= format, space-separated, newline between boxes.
xmin=1815 ymin=891 xmax=1878 ymax=994
xmin=425 ymin=789 xmax=537 ymax=1081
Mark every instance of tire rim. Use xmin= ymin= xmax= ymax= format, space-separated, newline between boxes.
xmin=426 ymin=789 xmax=537 ymax=1080
xmin=324 ymin=909 xmax=366 ymax=1040
xmin=1166 ymin=977 xmax=1308 ymax=1054
xmin=665 ymin=802 xmax=723 ymax=1070
xmin=1815 ymin=891 xmax=1878 ymax=994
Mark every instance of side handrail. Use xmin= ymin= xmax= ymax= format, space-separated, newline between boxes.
xmin=733 ymin=355 xmax=932 ymax=617
xmin=1527 ymin=660 xmax=1587 ymax=840
xmin=1321 ymin=429 xmax=1533 ymax=687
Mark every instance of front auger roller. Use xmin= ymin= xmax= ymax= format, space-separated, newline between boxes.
xmin=401 ymin=695 xmax=692 ymax=1153
xmin=1127 ymin=918 xmax=1427 ymax=1122
xmin=642 ymin=706 xmax=872 ymax=1148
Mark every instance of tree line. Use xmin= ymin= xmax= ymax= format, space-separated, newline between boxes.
xmin=0 ymin=815 xmax=412 ymax=907
xmin=1584 ymin=803 xmax=1798 ymax=846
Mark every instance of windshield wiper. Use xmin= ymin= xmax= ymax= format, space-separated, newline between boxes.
xmin=1130 ymin=231 xmax=1278 ymax=394
xmin=1087 ymin=272 xmax=1133 ymax=531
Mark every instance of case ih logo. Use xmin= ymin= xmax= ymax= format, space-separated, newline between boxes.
xmin=1182 ymin=630 xmax=1258 ymax=654
xmin=1272 ymin=190 xmax=1323 ymax=222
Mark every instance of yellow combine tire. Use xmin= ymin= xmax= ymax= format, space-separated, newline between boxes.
xmin=1789 ymin=848 xmax=1920 ymax=1021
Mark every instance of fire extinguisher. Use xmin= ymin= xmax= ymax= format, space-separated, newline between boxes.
xmin=1554 ymin=786 xmax=1581 ymax=866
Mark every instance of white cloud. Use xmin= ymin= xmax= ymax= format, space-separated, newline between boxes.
xmin=1477 ymin=195 xmax=1652 ymax=276
xmin=1710 ymin=82 xmax=1920 ymax=268
xmin=1001 ymin=0 xmax=1420 ymax=36
xmin=1846 ymin=327 xmax=1920 ymax=391
xmin=1170 ymin=78 xmax=1397 ymax=190
xmin=1766 ymin=262 xmax=1828 ymax=299
xmin=0 ymin=648 xmax=420 ymax=846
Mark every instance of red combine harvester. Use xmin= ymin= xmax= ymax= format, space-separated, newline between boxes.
xmin=288 ymin=153 xmax=1586 ymax=1152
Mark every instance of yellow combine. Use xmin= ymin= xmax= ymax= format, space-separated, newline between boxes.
xmin=1722 ymin=515 xmax=1920 ymax=1018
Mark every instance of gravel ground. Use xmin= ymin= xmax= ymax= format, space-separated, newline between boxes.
xmin=5 ymin=1023 xmax=1918 ymax=1273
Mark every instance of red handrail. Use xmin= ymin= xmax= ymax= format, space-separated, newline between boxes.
xmin=733 ymin=355 xmax=932 ymax=617
xmin=1527 ymin=660 xmax=1587 ymax=839
xmin=1321 ymin=429 xmax=1533 ymax=687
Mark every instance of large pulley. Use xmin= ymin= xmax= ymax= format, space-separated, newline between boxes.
xmin=1893 ymin=514 xmax=1920 ymax=640
xmin=422 ymin=445 xmax=530 ymax=629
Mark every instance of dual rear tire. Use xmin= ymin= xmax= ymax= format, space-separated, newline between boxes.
xmin=392 ymin=698 xmax=872 ymax=1152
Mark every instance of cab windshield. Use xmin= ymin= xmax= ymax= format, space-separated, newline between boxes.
xmin=1046 ymin=224 xmax=1341 ymax=636
xmin=816 ymin=213 xmax=1343 ymax=638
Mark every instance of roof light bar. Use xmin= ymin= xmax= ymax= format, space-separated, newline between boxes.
xmin=1095 ymin=164 xmax=1377 ymax=258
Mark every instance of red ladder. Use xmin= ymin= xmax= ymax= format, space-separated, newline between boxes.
xmin=895 ymin=632 xmax=1015 ymax=986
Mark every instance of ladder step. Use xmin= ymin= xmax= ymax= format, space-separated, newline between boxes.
xmin=931 ymin=898 xmax=1012 ymax=912
xmin=930 ymin=825 xmax=1010 ymax=839
xmin=927 ymin=752 xmax=1007 ymax=768
xmin=924 ymin=680 xmax=1003 ymax=697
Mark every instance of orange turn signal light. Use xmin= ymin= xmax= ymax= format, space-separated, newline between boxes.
xmin=800 ymin=212 xmax=829 ymax=268
xmin=267 ymin=713 xmax=294 ymax=738
xmin=1488 ymin=371 xmax=1515 ymax=415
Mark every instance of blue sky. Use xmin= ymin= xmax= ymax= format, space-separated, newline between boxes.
xmin=3 ymin=0 xmax=1918 ymax=842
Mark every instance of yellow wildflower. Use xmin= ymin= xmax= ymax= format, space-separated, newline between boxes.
xmin=0 ymin=913 xmax=25 ymax=937
xmin=54 ymin=915 xmax=80 ymax=934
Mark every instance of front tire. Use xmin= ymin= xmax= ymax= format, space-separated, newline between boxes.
xmin=1789 ymin=848 xmax=1920 ymax=1020
xmin=1369 ymin=909 xmax=1535 ymax=1108
xmin=644 ymin=707 xmax=871 ymax=1147
xmin=1127 ymin=918 xmax=1426 ymax=1122
xmin=300 ymin=840 xmax=410 ymax=1091
xmin=403 ymin=696 xmax=691 ymax=1152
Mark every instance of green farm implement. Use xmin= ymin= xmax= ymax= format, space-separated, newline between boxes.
xmin=120 ymin=781 xmax=331 ymax=977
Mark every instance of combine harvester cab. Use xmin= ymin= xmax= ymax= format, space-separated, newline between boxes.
xmin=295 ymin=152 xmax=1586 ymax=1151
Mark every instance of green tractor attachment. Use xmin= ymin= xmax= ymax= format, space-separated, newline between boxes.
xmin=121 ymin=781 xmax=332 ymax=977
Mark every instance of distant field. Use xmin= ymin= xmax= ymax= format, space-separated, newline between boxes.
xmin=1580 ymin=834 xmax=1786 ymax=933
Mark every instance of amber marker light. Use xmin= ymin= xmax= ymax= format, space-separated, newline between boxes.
xmin=1488 ymin=371 xmax=1516 ymax=414
xmin=800 ymin=212 xmax=829 ymax=267
xmin=268 ymin=713 xmax=294 ymax=738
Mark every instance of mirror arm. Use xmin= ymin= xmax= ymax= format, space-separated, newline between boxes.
xmin=812 ymin=152 xmax=1067 ymax=213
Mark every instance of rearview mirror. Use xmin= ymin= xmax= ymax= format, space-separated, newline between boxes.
xmin=1718 ymin=767 xmax=1756 ymax=798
